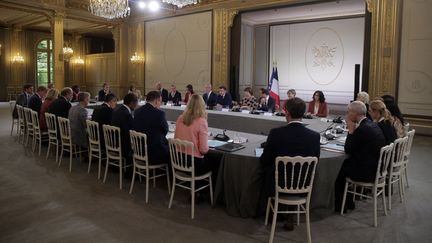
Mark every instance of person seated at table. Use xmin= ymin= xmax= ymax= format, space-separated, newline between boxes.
xmin=334 ymin=101 xmax=386 ymax=213
xmin=71 ymin=85 xmax=80 ymax=102
xmin=112 ymin=93 xmax=138 ymax=169
xmin=356 ymin=91 xmax=371 ymax=120
xmin=260 ymin=97 xmax=320 ymax=230
xmin=47 ymin=83 xmax=54 ymax=90
xmin=92 ymin=93 xmax=118 ymax=145
xmin=184 ymin=84 xmax=195 ymax=104
xmin=133 ymin=91 xmax=169 ymax=165
xmin=287 ymin=89 xmax=296 ymax=100
xmin=216 ymin=85 xmax=232 ymax=108
xmin=382 ymin=95 xmax=406 ymax=138
xmin=69 ymin=92 xmax=91 ymax=149
xmin=175 ymin=94 xmax=210 ymax=175
xmin=98 ymin=83 xmax=112 ymax=102
xmin=369 ymin=99 xmax=397 ymax=145
xmin=168 ymin=85 xmax=182 ymax=105
xmin=40 ymin=88 xmax=59 ymax=131
xmin=28 ymin=86 xmax=48 ymax=116
xmin=203 ymin=83 xmax=217 ymax=108
xmin=156 ymin=82 xmax=169 ymax=104
xmin=258 ymin=88 xmax=275 ymax=112
xmin=240 ymin=87 xmax=258 ymax=110
xmin=307 ymin=90 xmax=328 ymax=117
xmin=128 ymin=85 xmax=142 ymax=100
xmin=13 ymin=84 xmax=34 ymax=119
xmin=48 ymin=87 xmax=73 ymax=119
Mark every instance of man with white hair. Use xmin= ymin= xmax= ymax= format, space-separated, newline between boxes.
xmin=334 ymin=101 xmax=386 ymax=212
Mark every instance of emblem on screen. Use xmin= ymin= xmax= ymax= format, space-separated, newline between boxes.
xmin=305 ymin=27 xmax=344 ymax=86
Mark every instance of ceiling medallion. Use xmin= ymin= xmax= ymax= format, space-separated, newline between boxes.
xmin=89 ymin=0 xmax=130 ymax=19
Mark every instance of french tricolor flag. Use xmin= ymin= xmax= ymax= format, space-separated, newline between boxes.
xmin=268 ymin=66 xmax=280 ymax=107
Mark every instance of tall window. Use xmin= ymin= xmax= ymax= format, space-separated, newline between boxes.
xmin=36 ymin=39 xmax=53 ymax=86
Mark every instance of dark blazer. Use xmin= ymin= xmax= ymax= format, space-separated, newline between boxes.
xmin=98 ymin=89 xmax=113 ymax=102
xmin=259 ymin=96 xmax=276 ymax=112
xmin=216 ymin=93 xmax=233 ymax=108
xmin=344 ymin=118 xmax=386 ymax=181
xmin=28 ymin=94 xmax=43 ymax=116
xmin=377 ymin=119 xmax=397 ymax=145
xmin=133 ymin=103 xmax=169 ymax=165
xmin=260 ymin=122 xmax=321 ymax=198
xmin=48 ymin=96 xmax=71 ymax=118
xmin=92 ymin=103 xmax=113 ymax=145
xmin=168 ymin=91 xmax=182 ymax=104
xmin=111 ymin=105 xmax=133 ymax=158
xmin=13 ymin=92 xmax=31 ymax=118
xmin=307 ymin=101 xmax=328 ymax=117
xmin=203 ymin=92 xmax=217 ymax=108
xmin=160 ymin=88 xmax=169 ymax=103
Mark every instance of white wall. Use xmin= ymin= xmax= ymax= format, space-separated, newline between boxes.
xmin=398 ymin=0 xmax=432 ymax=117
xmin=270 ymin=17 xmax=364 ymax=104
xmin=145 ymin=11 xmax=212 ymax=95
xmin=239 ymin=23 xmax=254 ymax=95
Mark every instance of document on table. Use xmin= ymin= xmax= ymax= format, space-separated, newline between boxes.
xmin=321 ymin=143 xmax=345 ymax=153
xmin=208 ymin=139 xmax=228 ymax=148
xmin=255 ymin=148 xmax=264 ymax=157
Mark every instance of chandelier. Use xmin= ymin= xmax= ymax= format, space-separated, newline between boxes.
xmin=89 ymin=0 xmax=130 ymax=19
xmin=73 ymin=56 xmax=85 ymax=65
xmin=63 ymin=46 xmax=74 ymax=60
xmin=130 ymin=52 xmax=144 ymax=64
xmin=11 ymin=53 xmax=24 ymax=64
xmin=162 ymin=0 xmax=200 ymax=8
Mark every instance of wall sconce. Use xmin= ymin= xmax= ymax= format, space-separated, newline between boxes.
xmin=72 ymin=56 xmax=85 ymax=65
xmin=11 ymin=53 xmax=25 ymax=64
xmin=63 ymin=46 xmax=74 ymax=61
xmin=130 ymin=52 xmax=144 ymax=64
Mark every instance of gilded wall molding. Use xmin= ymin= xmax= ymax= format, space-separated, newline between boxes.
xmin=212 ymin=8 xmax=238 ymax=89
xmin=368 ymin=0 xmax=401 ymax=98
xmin=53 ymin=13 xmax=65 ymax=88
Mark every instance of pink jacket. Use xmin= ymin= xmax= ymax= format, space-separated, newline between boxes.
xmin=174 ymin=116 xmax=209 ymax=158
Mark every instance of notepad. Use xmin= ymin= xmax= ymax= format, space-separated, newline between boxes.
xmin=255 ymin=148 xmax=264 ymax=157
xmin=208 ymin=140 xmax=228 ymax=148
xmin=321 ymin=143 xmax=345 ymax=153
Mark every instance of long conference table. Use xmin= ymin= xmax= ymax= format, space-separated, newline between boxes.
xmin=86 ymin=102 xmax=346 ymax=218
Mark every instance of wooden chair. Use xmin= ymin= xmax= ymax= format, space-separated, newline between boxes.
xmin=341 ymin=143 xmax=394 ymax=227
xmin=403 ymin=129 xmax=415 ymax=188
xmin=9 ymin=101 xmax=18 ymax=136
xmin=58 ymin=117 xmax=83 ymax=172
xmin=168 ymin=138 xmax=213 ymax=219
xmin=265 ymin=156 xmax=319 ymax=243
xmin=45 ymin=113 xmax=60 ymax=162
xmin=23 ymin=107 xmax=34 ymax=148
xmin=86 ymin=120 xmax=103 ymax=179
xmin=102 ymin=125 xmax=130 ymax=189
xmin=129 ymin=130 xmax=170 ymax=203
xmin=30 ymin=110 xmax=48 ymax=156
xmin=16 ymin=105 xmax=26 ymax=143
xmin=388 ymin=137 xmax=409 ymax=210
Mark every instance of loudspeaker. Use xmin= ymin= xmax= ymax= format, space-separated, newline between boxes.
xmin=354 ymin=64 xmax=361 ymax=100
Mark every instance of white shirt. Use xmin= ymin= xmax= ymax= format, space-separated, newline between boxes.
xmin=288 ymin=120 xmax=303 ymax=125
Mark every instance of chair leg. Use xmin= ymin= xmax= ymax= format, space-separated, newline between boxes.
xmin=297 ymin=205 xmax=300 ymax=226
xmin=129 ymin=165 xmax=136 ymax=195
xmin=306 ymin=203 xmax=312 ymax=243
xmin=191 ymin=180 xmax=195 ymax=219
xmin=168 ymin=176 xmax=176 ymax=209
xmin=103 ymin=158 xmax=109 ymax=183
xmin=373 ymin=188 xmax=378 ymax=227
xmin=399 ymin=177 xmax=404 ymax=203
xmin=388 ymin=179 xmax=392 ymax=211
xmin=119 ymin=159 xmax=123 ymax=190
xmin=153 ymin=169 xmax=156 ymax=188
xmin=340 ymin=181 xmax=349 ymax=215
xmin=55 ymin=142 xmax=59 ymax=163
xmin=209 ymin=177 xmax=214 ymax=206
xmin=58 ymin=145 xmax=64 ymax=167
xmin=269 ymin=199 xmax=279 ymax=243
xmin=265 ymin=197 xmax=271 ymax=225
xmin=404 ymin=167 xmax=410 ymax=188
xmin=46 ymin=141 xmax=51 ymax=160
xmin=98 ymin=153 xmax=102 ymax=180
xmin=38 ymin=137 xmax=42 ymax=156
xmin=87 ymin=149 xmax=92 ymax=173
xmin=145 ymin=168 xmax=149 ymax=203
xmin=165 ymin=165 xmax=171 ymax=194
xmin=69 ymin=146 xmax=73 ymax=173
xmin=382 ymin=190 xmax=388 ymax=216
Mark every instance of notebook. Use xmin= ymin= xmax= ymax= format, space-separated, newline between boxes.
xmin=215 ymin=143 xmax=245 ymax=152
xmin=208 ymin=140 xmax=228 ymax=148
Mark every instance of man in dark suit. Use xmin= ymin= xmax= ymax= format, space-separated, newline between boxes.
xmin=260 ymin=97 xmax=320 ymax=230
xmin=258 ymin=88 xmax=276 ymax=112
xmin=111 ymin=93 xmax=138 ymax=165
xmin=98 ymin=83 xmax=113 ymax=102
xmin=48 ymin=87 xmax=73 ymax=118
xmin=28 ymin=86 xmax=48 ymax=116
xmin=168 ymin=85 xmax=182 ymax=105
xmin=92 ymin=93 xmax=118 ymax=145
xmin=216 ymin=85 xmax=232 ymax=108
xmin=334 ymin=101 xmax=386 ymax=212
xmin=133 ymin=91 xmax=169 ymax=165
xmin=13 ymin=84 xmax=34 ymax=118
xmin=203 ymin=83 xmax=217 ymax=108
xmin=156 ymin=82 xmax=169 ymax=104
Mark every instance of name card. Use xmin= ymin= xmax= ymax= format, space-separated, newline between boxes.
xmin=180 ymin=105 xmax=187 ymax=108
xmin=222 ymin=108 xmax=230 ymax=112
xmin=264 ymin=112 xmax=273 ymax=116
xmin=241 ymin=110 xmax=250 ymax=114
